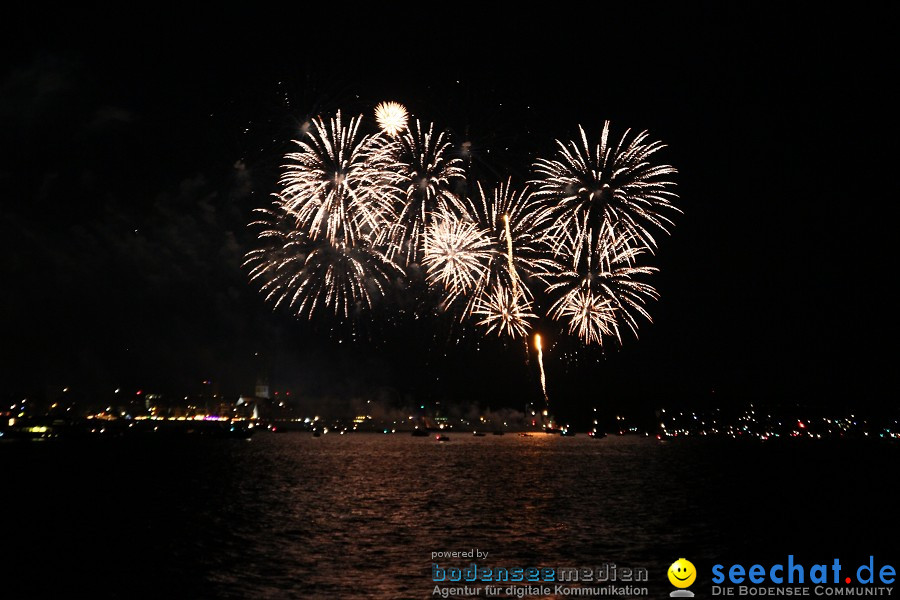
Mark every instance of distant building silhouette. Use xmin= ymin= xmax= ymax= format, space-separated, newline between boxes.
xmin=255 ymin=377 xmax=270 ymax=400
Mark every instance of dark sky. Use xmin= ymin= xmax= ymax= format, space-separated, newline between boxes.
xmin=0 ymin=6 xmax=894 ymax=419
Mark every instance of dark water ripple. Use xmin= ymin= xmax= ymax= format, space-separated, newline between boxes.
xmin=3 ymin=433 xmax=898 ymax=598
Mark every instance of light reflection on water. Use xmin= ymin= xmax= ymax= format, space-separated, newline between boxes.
xmin=4 ymin=433 xmax=898 ymax=598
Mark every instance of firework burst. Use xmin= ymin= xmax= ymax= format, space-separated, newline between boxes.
xmin=473 ymin=283 xmax=537 ymax=338
xmin=543 ymin=220 xmax=659 ymax=346
xmin=381 ymin=120 xmax=465 ymax=264
xmin=465 ymin=179 xmax=555 ymax=291
xmin=280 ymin=111 xmax=401 ymax=246
xmin=247 ymin=104 xmax=679 ymax=359
xmin=422 ymin=213 xmax=493 ymax=304
xmin=244 ymin=205 xmax=401 ymax=319
xmin=374 ymin=101 xmax=409 ymax=137
xmin=531 ymin=121 xmax=679 ymax=251
xmin=444 ymin=180 xmax=553 ymax=335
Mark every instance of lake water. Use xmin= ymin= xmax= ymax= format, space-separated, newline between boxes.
xmin=3 ymin=433 xmax=898 ymax=598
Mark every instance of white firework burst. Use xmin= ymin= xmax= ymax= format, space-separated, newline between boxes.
xmin=245 ymin=195 xmax=401 ymax=319
xmin=422 ymin=212 xmax=493 ymax=304
xmin=280 ymin=111 xmax=401 ymax=246
xmin=445 ymin=179 xmax=552 ymax=336
xmin=544 ymin=219 xmax=659 ymax=346
xmin=244 ymin=109 xmax=681 ymax=347
xmin=531 ymin=121 xmax=679 ymax=251
xmin=549 ymin=288 xmax=618 ymax=346
xmin=464 ymin=179 xmax=556 ymax=294
xmin=473 ymin=283 xmax=537 ymax=339
xmin=381 ymin=120 xmax=465 ymax=264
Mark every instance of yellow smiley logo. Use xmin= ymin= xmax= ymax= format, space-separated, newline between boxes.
xmin=668 ymin=558 xmax=696 ymax=588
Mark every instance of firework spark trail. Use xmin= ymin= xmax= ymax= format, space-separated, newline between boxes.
xmin=469 ymin=212 xmax=536 ymax=340
xmin=535 ymin=333 xmax=550 ymax=411
xmin=443 ymin=180 xmax=553 ymax=337
xmin=502 ymin=213 xmax=519 ymax=299
xmin=500 ymin=211 xmax=534 ymax=359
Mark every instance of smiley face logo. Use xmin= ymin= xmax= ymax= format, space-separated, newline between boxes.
xmin=668 ymin=558 xmax=696 ymax=588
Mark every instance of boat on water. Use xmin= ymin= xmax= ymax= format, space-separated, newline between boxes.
xmin=435 ymin=434 xmax=450 ymax=442
xmin=268 ymin=421 xmax=308 ymax=433
xmin=472 ymin=432 xmax=486 ymax=437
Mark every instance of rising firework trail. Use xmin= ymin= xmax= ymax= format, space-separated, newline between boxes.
xmin=500 ymin=211 xmax=532 ymax=359
xmin=534 ymin=333 xmax=550 ymax=414
xmin=452 ymin=180 xmax=553 ymax=337
xmin=503 ymin=214 xmax=519 ymax=299
xmin=469 ymin=211 xmax=535 ymax=340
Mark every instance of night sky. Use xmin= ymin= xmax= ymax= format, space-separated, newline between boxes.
xmin=1 ymin=7 xmax=893 ymax=421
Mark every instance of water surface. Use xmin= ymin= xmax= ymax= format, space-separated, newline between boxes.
xmin=4 ymin=433 xmax=897 ymax=598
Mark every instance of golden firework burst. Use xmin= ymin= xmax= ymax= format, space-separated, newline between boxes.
xmin=374 ymin=101 xmax=409 ymax=137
